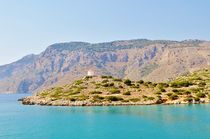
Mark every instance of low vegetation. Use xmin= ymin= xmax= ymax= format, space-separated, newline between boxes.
xmin=26 ymin=69 xmax=210 ymax=106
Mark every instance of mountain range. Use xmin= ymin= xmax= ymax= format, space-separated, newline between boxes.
xmin=0 ymin=39 xmax=209 ymax=93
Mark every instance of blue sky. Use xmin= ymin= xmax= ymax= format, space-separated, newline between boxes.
xmin=0 ymin=0 xmax=209 ymax=65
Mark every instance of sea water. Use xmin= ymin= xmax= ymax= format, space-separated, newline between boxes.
xmin=0 ymin=94 xmax=210 ymax=139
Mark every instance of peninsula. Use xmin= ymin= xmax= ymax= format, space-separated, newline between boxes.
xmin=21 ymin=69 xmax=210 ymax=106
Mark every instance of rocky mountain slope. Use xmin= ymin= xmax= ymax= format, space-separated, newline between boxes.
xmin=21 ymin=69 xmax=210 ymax=106
xmin=0 ymin=39 xmax=210 ymax=93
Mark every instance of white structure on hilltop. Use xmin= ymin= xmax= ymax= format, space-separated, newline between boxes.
xmin=87 ymin=69 xmax=95 ymax=76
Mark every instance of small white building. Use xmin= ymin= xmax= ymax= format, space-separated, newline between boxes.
xmin=87 ymin=69 xmax=95 ymax=76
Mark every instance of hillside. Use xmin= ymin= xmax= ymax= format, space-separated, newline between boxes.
xmin=0 ymin=39 xmax=210 ymax=93
xmin=21 ymin=69 xmax=210 ymax=106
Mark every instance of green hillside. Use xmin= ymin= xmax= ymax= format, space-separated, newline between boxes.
xmin=22 ymin=69 xmax=210 ymax=106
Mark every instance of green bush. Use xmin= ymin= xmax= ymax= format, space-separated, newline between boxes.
xmin=170 ymin=81 xmax=193 ymax=88
xmin=183 ymin=90 xmax=191 ymax=95
xmin=109 ymin=88 xmax=121 ymax=94
xmin=137 ymin=80 xmax=144 ymax=84
xmin=124 ymin=79 xmax=132 ymax=86
xmin=76 ymin=95 xmax=89 ymax=101
xmin=142 ymin=95 xmax=148 ymax=99
xmin=169 ymin=94 xmax=179 ymax=100
xmin=121 ymin=99 xmax=129 ymax=102
xmin=70 ymin=89 xmax=81 ymax=95
xmin=102 ymin=83 xmax=109 ymax=87
xmin=123 ymin=91 xmax=131 ymax=95
xmin=90 ymin=91 xmax=102 ymax=94
xmin=101 ymin=75 xmax=113 ymax=79
xmin=102 ymin=83 xmax=114 ymax=87
xmin=155 ymin=91 xmax=162 ymax=95
xmin=147 ymin=97 xmax=155 ymax=100
xmin=184 ymin=97 xmax=193 ymax=103
xmin=158 ymin=83 xmax=169 ymax=88
xmin=106 ymin=96 xmax=123 ymax=101
xmin=194 ymin=97 xmax=200 ymax=102
xmin=129 ymin=98 xmax=140 ymax=102
xmin=92 ymin=95 xmax=104 ymax=102
xmin=119 ymin=85 xmax=123 ymax=88
xmin=131 ymin=84 xmax=139 ymax=88
xmin=75 ymin=80 xmax=83 ymax=85
xmin=113 ymin=78 xmax=122 ymax=82
xmin=84 ymin=76 xmax=92 ymax=80
xmin=109 ymin=83 xmax=114 ymax=86
xmin=198 ymin=82 xmax=206 ymax=87
xmin=166 ymin=93 xmax=173 ymax=97
xmin=102 ymin=79 xmax=109 ymax=83
xmin=172 ymin=89 xmax=179 ymax=93
xmin=160 ymin=88 xmax=166 ymax=92
xmin=196 ymin=92 xmax=206 ymax=98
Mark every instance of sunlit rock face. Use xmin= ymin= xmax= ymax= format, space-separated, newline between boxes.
xmin=0 ymin=39 xmax=209 ymax=93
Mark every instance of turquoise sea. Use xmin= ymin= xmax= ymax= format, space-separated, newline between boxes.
xmin=0 ymin=94 xmax=210 ymax=139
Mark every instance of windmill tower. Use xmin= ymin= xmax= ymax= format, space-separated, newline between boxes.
xmin=87 ymin=69 xmax=95 ymax=76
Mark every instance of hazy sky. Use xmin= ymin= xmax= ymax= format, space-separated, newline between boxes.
xmin=0 ymin=0 xmax=209 ymax=65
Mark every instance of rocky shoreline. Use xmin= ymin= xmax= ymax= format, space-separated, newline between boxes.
xmin=20 ymin=96 xmax=210 ymax=106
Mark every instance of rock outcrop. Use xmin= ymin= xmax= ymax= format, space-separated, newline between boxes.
xmin=0 ymin=39 xmax=209 ymax=93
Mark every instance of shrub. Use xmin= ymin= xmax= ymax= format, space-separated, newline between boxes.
xmin=137 ymin=80 xmax=144 ymax=84
xmin=101 ymin=75 xmax=113 ymax=79
xmin=198 ymin=82 xmax=206 ymax=87
xmin=119 ymin=85 xmax=123 ymax=88
xmin=109 ymin=88 xmax=120 ymax=94
xmin=183 ymin=90 xmax=191 ymax=95
xmin=109 ymin=83 xmax=114 ymax=86
xmin=102 ymin=83 xmax=114 ymax=87
xmin=92 ymin=95 xmax=104 ymax=102
xmin=121 ymin=99 xmax=129 ymax=102
xmin=123 ymin=91 xmax=131 ymax=95
xmin=166 ymin=93 xmax=173 ymax=97
xmin=173 ymin=90 xmax=183 ymax=95
xmin=142 ymin=95 xmax=148 ymax=99
xmin=194 ymin=97 xmax=200 ymax=102
xmin=106 ymin=96 xmax=123 ymax=101
xmin=102 ymin=79 xmax=109 ymax=83
xmin=147 ymin=97 xmax=155 ymax=100
xmin=190 ymin=87 xmax=204 ymax=93
xmin=75 ymin=80 xmax=83 ymax=85
xmin=131 ymin=84 xmax=139 ymax=88
xmin=68 ymin=97 xmax=76 ymax=101
xmin=184 ymin=97 xmax=193 ymax=103
xmin=90 ymin=91 xmax=102 ymax=94
xmin=76 ymin=95 xmax=89 ymax=101
xmin=160 ymin=88 xmax=166 ymax=92
xmin=170 ymin=81 xmax=193 ymax=88
xmin=101 ymin=75 xmax=108 ymax=78
xmin=169 ymin=94 xmax=179 ymax=100
xmin=113 ymin=78 xmax=122 ymax=82
xmin=155 ymin=91 xmax=162 ymax=95
xmin=196 ymin=92 xmax=206 ymax=98
xmin=124 ymin=79 xmax=132 ymax=86
xmin=71 ymin=88 xmax=81 ymax=95
xmin=84 ymin=76 xmax=92 ymax=80
xmin=129 ymin=98 xmax=140 ymax=102
xmin=172 ymin=89 xmax=179 ymax=93
xmin=102 ymin=83 xmax=109 ymax=87
xmin=158 ymin=83 xmax=169 ymax=88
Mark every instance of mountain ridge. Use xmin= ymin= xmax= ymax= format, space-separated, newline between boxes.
xmin=0 ymin=39 xmax=209 ymax=93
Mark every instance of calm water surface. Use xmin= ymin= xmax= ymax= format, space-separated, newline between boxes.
xmin=0 ymin=94 xmax=210 ymax=139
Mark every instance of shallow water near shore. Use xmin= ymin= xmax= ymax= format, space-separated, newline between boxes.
xmin=0 ymin=94 xmax=210 ymax=139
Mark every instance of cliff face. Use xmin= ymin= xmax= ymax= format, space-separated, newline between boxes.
xmin=0 ymin=39 xmax=209 ymax=93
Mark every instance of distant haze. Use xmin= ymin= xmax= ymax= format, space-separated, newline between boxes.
xmin=0 ymin=0 xmax=210 ymax=65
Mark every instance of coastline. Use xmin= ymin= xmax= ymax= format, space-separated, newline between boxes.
xmin=21 ymin=96 xmax=210 ymax=106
